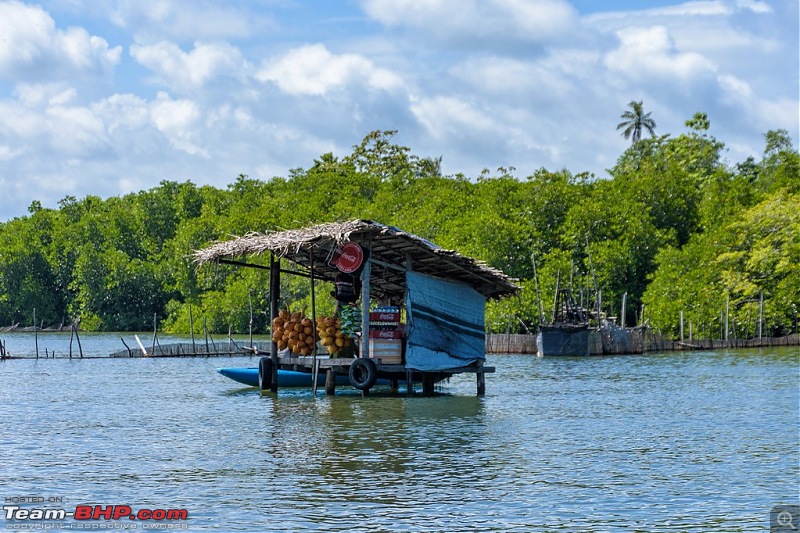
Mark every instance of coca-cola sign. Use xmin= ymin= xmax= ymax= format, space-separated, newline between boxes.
xmin=336 ymin=242 xmax=364 ymax=273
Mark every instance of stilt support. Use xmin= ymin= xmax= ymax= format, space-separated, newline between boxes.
xmin=422 ymin=374 xmax=435 ymax=395
xmin=325 ymin=369 xmax=337 ymax=395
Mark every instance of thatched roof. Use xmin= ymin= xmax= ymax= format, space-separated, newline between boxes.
xmin=194 ymin=220 xmax=519 ymax=300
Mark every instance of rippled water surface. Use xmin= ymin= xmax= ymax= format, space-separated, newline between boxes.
xmin=1 ymin=333 xmax=798 ymax=531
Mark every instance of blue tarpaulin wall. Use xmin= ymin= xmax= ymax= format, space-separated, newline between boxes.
xmin=404 ymin=271 xmax=486 ymax=371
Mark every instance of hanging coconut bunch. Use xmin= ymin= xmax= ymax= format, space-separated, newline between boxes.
xmin=315 ymin=315 xmax=354 ymax=356
xmin=271 ymin=309 xmax=317 ymax=356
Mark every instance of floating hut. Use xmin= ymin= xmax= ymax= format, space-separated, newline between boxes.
xmin=194 ymin=220 xmax=519 ymax=395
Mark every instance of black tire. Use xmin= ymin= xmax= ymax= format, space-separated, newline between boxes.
xmin=258 ymin=357 xmax=273 ymax=390
xmin=349 ymin=357 xmax=378 ymax=391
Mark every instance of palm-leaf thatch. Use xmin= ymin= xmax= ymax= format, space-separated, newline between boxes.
xmin=194 ymin=220 xmax=519 ymax=300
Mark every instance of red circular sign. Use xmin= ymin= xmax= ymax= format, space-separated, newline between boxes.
xmin=336 ymin=242 xmax=364 ymax=273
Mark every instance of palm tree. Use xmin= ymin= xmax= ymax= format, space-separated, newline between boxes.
xmin=617 ymin=100 xmax=657 ymax=144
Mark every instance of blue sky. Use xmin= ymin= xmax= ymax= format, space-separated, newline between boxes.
xmin=0 ymin=0 xmax=797 ymax=221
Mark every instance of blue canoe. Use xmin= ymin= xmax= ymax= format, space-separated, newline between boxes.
xmin=217 ymin=367 xmax=393 ymax=388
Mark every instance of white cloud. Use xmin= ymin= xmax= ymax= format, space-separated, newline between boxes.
xmin=256 ymin=44 xmax=404 ymax=96
xmin=105 ymin=0 xmax=261 ymax=42
xmin=131 ymin=41 xmax=248 ymax=92
xmin=149 ymin=92 xmax=206 ymax=156
xmin=361 ymin=0 xmax=578 ymax=43
xmin=604 ymin=25 xmax=716 ymax=86
xmin=0 ymin=1 xmax=121 ymax=82
xmin=0 ymin=0 xmax=795 ymax=222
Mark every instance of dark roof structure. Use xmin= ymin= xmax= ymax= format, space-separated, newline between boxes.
xmin=194 ymin=219 xmax=519 ymax=300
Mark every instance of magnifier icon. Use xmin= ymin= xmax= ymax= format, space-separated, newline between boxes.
xmin=778 ymin=510 xmax=797 ymax=530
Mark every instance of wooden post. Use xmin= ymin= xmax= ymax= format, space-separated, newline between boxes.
xmin=248 ymin=289 xmax=253 ymax=351
xmin=189 ymin=305 xmax=196 ymax=351
xmin=310 ymin=249 xmax=319 ymax=396
xmin=312 ymin=359 xmax=320 ymax=396
xmin=203 ymin=317 xmax=209 ymax=354
xmin=360 ymin=247 xmax=371 ymax=360
xmin=422 ymin=374 xmax=434 ymax=395
xmin=477 ymin=360 xmax=486 ymax=395
xmin=34 ymin=308 xmax=39 ymax=359
xmin=406 ymin=369 xmax=414 ymax=395
xmin=269 ymin=253 xmax=281 ymax=393
xmin=325 ymin=369 xmax=336 ymax=395
xmin=152 ymin=313 xmax=157 ymax=356
xmin=621 ymin=293 xmax=627 ymax=328
xmin=680 ymin=310 xmax=684 ymax=342
xmin=758 ymin=291 xmax=764 ymax=341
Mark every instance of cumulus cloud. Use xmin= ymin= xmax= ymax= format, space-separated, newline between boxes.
xmin=256 ymin=44 xmax=404 ymax=96
xmin=604 ymin=26 xmax=716 ymax=86
xmin=149 ymin=92 xmax=207 ymax=156
xmin=104 ymin=0 xmax=261 ymax=42
xmin=361 ymin=0 xmax=578 ymax=44
xmin=131 ymin=41 xmax=248 ymax=92
xmin=0 ymin=0 xmax=795 ymax=222
xmin=0 ymin=0 xmax=121 ymax=82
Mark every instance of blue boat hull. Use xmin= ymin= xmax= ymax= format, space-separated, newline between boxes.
xmin=217 ymin=367 xmax=392 ymax=388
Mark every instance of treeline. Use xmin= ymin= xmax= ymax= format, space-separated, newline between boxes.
xmin=0 ymin=120 xmax=797 ymax=337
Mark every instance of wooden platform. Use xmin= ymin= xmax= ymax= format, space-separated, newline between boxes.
xmin=274 ymin=355 xmax=495 ymax=395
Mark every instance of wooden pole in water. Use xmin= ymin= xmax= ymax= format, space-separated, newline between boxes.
xmin=325 ymin=369 xmax=336 ymax=395
xmin=621 ymin=292 xmax=627 ymax=328
xmin=74 ymin=322 xmax=83 ymax=358
xmin=248 ymin=289 xmax=253 ymax=351
xmin=34 ymin=308 xmax=38 ymax=359
xmin=680 ymin=310 xmax=684 ymax=342
xmin=360 ymin=243 xmax=371 ymax=361
xmin=152 ymin=313 xmax=157 ymax=356
xmin=269 ymin=253 xmax=280 ymax=393
xmin=189 ymin=304 xmax=196 ymax=351
xmin=204 ymin=317 xmax=209 ymax=355
xmin=310 ymin=249 xmax=319 ymax=396
xmin=758 ymin=291 xmax=763 ymax=341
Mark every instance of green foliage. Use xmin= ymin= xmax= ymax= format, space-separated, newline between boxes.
xmin=0 ymin=126 xmax=797 ymax=340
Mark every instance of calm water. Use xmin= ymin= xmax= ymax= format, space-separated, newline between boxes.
xmin=1 ymin=332 xmax=798 ymax=532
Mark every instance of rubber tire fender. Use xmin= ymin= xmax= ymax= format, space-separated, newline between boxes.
xmin=258 ymin=357 xmax=273 ymax=390
xmin=349 ymin=357 xmax=378 ymax=391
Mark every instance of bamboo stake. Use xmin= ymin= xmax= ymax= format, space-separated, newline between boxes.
xmin=248 ymin=289 xmax=254 ymax=351
xmin=34 ymin=308 xmax=39 ymax=359
xmin=189 ymin=304 xmax=196 ymax=351
xmin=310 ymin=248 xmax=319 ymax=396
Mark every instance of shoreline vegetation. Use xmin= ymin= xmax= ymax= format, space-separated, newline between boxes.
xmin=0 ymin=124 xmax=797 ymax=341
xmin=1 ymin=330 xmax=798 ymax=360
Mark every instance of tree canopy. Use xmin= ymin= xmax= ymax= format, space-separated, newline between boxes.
xmin=0 ymin=125 xmax=797 ymax=339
